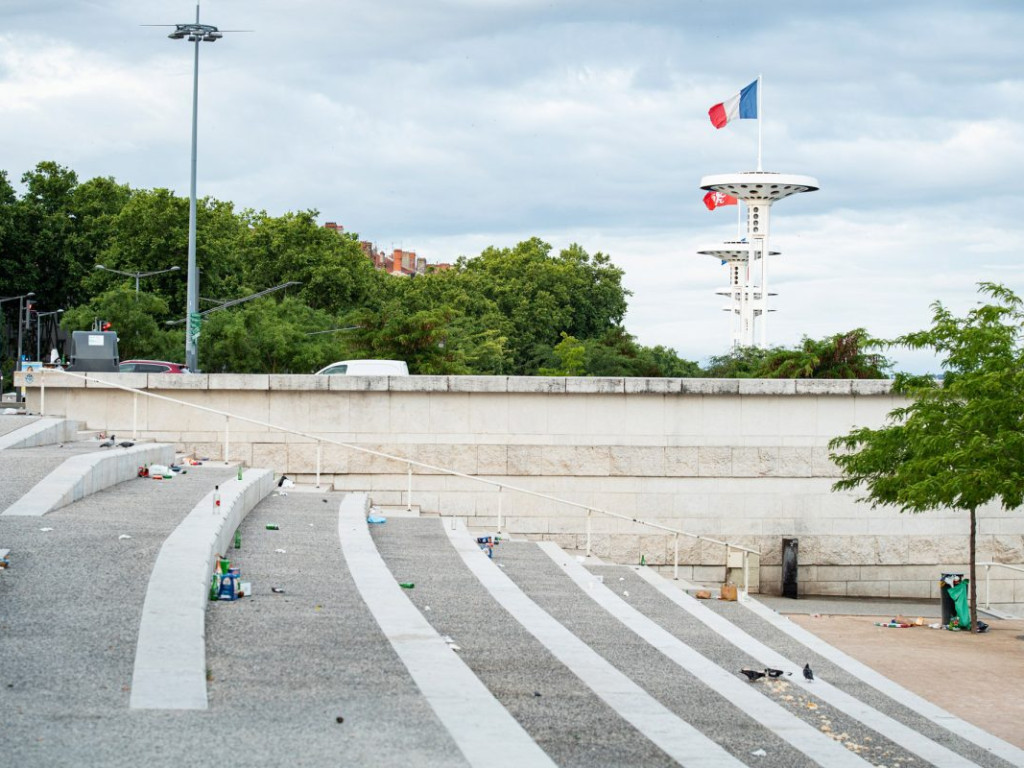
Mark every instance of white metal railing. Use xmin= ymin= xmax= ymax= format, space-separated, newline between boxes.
xmin=979 ymin=561 xmax=1024 ymax=609
xmin=37 ymin=369 xmax=760 ymax=591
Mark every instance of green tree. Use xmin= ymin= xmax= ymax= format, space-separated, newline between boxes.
xmin=703 ymin=330 xmax=892 ymax=379
xmin=200 ymin=296 xmax=346 ymax=374
xmin=538 ymin=332 xmax=586 ymax=376
xmin=456 ymin=238 xmax=629 ymax=374
xmin=242 ymin=211 xmax=380 ymax=315
xmin=60 ymin=287 xmax=180 ymax=362
xmin=757 ymin=329 xmax=891 ymax=379
xmin=828 ymin=284 xmax=1024 ymax=633
xmin=703 ymin=345 xmax=777 ymax=378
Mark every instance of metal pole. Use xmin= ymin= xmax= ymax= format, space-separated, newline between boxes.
xmin=16 ymin=296 xmax=25 ymax=372
xmin=406 ymin=464 xmax=412 ymax=512
xmin=743 ymin=550 xmax=750 ymax=599
xmin=224 ymin=417 xmax=229 ymax=464
xmin=184 ymin=3 xmax=201 ymax=373
xmin=497 ymin=489 xmax=503 ymax=534
xmin=133 ymin=393 xmax=138 ymax=441
xmin=585 ymin=509 xmax=592 ymax=558
xmin=316 ymin=442 xmax=322 ymax=488
xmin=984 ymin=564 xmax=991 ymax=609
xmin=673 ymin=533 xmax=679 ymax=581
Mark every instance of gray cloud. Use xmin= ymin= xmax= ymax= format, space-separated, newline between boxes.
xmin=2 ymin=1 xmax=1022 ymax=372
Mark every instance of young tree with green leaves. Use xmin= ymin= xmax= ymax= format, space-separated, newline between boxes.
xmin=829 ymin=284 xmax=1024 ymax=633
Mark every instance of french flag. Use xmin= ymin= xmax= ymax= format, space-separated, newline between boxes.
xmin=708 ymin=80 xmax=758 ymax=129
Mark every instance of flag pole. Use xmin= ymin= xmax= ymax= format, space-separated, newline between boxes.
xmin=756 ymin=73 xmax=763 ymax=172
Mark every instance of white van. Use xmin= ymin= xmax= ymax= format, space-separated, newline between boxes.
xmin=315 ymin=359 xmax=409 ymax=376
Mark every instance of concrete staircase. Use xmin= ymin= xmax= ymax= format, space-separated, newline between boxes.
xmin=2 ymin=422 xmax=1022 ymax=767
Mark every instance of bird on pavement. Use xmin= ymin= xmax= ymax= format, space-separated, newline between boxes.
xmin=117 ymin=439 xmax=135 ymax=448
xmin=276 ymin=475 xmax=294 ymax=496
xmin=765 ymin=667 xmax=786 ymax=678
xmin=803 ymin=663 xmax=814 ymax=681
xmin=740 ymin=669 xmax=766 ymax=681
xmin=99 ymin=434 xmax=115 ymax=448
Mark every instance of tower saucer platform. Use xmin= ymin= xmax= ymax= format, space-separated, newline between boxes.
xmin=699 ymin=171 xmax=818 ymax=347
xmin=697 ymin=241 xmax=780 ymax=349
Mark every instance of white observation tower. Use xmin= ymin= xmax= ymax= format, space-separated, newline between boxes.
xmin=699 ymin=171 xmax=818 ymax=347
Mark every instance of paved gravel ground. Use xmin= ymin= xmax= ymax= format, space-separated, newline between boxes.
xmin=0 ymin=463 xmax=237 ymax=767
xmin=0 ymin=414 xmax=39 ymax=437
xmin=371 ymin=517 xmax=677 ymax=768
xmin=495 ymin=542 xmax=819 ymax=768
xmin=1 ymin=477 xmax=466 ymax=767
xmin=700 ymin=595 xmax=1016 ymax=768
xmin=204 ymin=492 xmax=466 ymax=767
xmin=584 ymin=564 xmax=937 ymax=767
xmin=0 ymin=442 xmax=111 ymax=512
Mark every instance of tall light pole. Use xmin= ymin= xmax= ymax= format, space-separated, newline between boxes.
xmin=94 ymin=264 xmax=181 ymax=297
xmin=167 ymin=3 xmax=223 ymax=373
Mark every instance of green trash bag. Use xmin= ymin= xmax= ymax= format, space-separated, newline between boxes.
xmin=946 ymin=578 xmax=971 ymax=630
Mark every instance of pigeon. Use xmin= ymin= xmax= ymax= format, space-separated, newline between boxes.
xmin=278 ymin=475 xmax=294 ymax=489
xmin=99 ymin=434 xmax=115 ymax=448
xmin=740 ymin=669 xmax=766 ymax=681
xmin=765 ymin=667 xmax=786 ymax=678
xmin=271 ymin=587 xmax=285 ymax=594
xmin=117 ymin=440 xmax=135 ymax=448
xmin=803 ymin=663 xmax=814 ymax=681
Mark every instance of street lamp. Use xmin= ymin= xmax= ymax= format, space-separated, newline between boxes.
xmin=35 ymin=309 xmax=65 ymax=363
xmin=94 ymin=264 xmax=181 ymax=296
xmin=168 ymin=3 xmax=224 ymax=373
xmin=0 ymin=292 xmax=36 ymax=372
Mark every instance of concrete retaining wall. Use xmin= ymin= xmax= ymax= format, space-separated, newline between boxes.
xmin=18 ymin=370 xmax=1024 ymax=608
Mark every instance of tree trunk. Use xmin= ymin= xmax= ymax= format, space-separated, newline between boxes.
xmin=969 ymin=506 xmax=978 ymax=633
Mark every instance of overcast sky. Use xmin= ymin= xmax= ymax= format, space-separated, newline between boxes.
xmin=2 ymin=1 xmax=1022 ymax=372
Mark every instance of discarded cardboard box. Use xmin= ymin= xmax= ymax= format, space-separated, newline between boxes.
xmin=720 ymin=584 xmax=738 ymax=601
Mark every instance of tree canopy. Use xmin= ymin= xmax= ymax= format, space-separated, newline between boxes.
xmin=829 ymin=283 xmax=1024 ymax=632
xmin=2 ymin=159 xmax=895 ymax=382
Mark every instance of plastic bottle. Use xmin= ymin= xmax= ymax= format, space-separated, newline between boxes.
xmin=234 ymin=530 xmax=241 ymax=549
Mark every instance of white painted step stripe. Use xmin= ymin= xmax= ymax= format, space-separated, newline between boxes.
xmin=536 ymin=543 xmax=870 ymax=768
xmin=740 ymin=593 xmax=1024 ymax=767
xmin=632 ymin=567 xmax=985 ymax=768
xmin=338 ymin=495 xmax=555 ymax=768
xmin=444 ymin=520 xmax=745 ymax=768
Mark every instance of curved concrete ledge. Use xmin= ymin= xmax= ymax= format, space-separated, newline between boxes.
xmin=1 ymin=443 xmax=175 ymax=517
xmin=130 ymin=468 xmax=274 ymax=710
xmin=0 ymin=417 xmax=80 ymax=450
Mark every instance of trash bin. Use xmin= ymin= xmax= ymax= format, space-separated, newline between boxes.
xmin=940 ymin=573 xmax=964 ymax=625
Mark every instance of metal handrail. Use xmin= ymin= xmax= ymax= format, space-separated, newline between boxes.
xmin=978 ymin=561 xmax=1024 ymax=609
xmin=37 ymin=369 xmax=760 ymax=589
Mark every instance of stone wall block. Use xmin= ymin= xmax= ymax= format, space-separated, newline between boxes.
xmin=778 ymin=448 xmax=814 ymax=477
xmin=610 ymin=446 xmax=665 ymax=477
xmin=993 ymin=535 xmax=1024 ymax=562
xmin=476 ymin=444 xmax=508 ymax=475
xmin=665 ymin=447 xmax=699 ymax=477
xmin=698 ymin=446 xmax=732 ymax=477
xmin=679 ymin=379 xmax=738 ymax=395
xmin=908 ymin=535 xmax=970 ymax=564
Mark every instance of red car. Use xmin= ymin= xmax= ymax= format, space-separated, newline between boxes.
xmin=118 ymin=360 xmax=187 ymax=374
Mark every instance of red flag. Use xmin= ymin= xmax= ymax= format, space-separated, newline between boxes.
xmin=703 ymin=191 xmax=738 ymax=210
